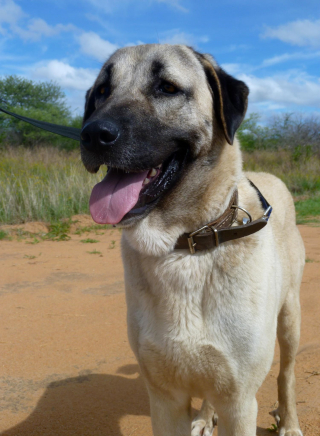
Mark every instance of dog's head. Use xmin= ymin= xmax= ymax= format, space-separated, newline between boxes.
xmin=81 ymin=44 xmax=249 ymax=226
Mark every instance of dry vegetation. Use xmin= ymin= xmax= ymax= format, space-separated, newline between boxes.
xmin=242 ymin=150 xmax=320 ymax=224
xmin=0 ymin=146 xmax=103 ymax=224
xmin=243 ymin=150 xmax=320 ymax=194
xmin=0 ymin=145 xmax=319 ymax=226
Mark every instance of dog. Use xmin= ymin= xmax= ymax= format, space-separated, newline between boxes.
xmin=80 ymin=44 xmax=305 ymax=436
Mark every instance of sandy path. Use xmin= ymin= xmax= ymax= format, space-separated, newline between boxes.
xmin=0 ymin=222 xmax=319 ymax=435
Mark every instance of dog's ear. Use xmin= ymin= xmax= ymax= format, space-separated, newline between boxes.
xmin=83 ymin=87 xmax=95 ymax=123
xmin=195 ymin=52 xmax=249 ymax=145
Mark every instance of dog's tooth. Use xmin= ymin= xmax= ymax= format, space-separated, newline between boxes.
xmin=143 ymin=178 xmax=150 ymax=185
xmin=156 ymin=164 xmax=162 ymax=169
xmin=150 ymin=168 xmax=157 ymax=177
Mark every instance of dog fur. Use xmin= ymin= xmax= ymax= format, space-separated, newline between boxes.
xmin=81 ymin=44 xmax=305 ymax=436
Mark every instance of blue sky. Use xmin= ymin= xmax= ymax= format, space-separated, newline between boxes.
xmin=0 ymin=0 xmax=319 ymax=119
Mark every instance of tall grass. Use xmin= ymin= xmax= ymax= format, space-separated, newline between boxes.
xmin=0 ymin=146 xmax=104 ymax=224
xmin=243 ymin=150 xmax=320 ymax=194
xmin=243 ymin=150 xmax=320 ymax=223
xmin=0 ymin=146 xmax=319 ymax=225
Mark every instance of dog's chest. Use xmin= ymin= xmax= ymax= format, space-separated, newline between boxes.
xmin=125 ymin=251 xmax=256 ymax=395
xmin=138 ymin=335 xmax=236 ymax=396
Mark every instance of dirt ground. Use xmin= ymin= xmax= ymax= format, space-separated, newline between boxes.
xmin=0 ymin=218 xmax=319 ymax=436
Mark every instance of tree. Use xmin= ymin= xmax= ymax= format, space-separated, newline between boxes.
xmin=237 ymin=113 xmax=273 ymax=151
xmin=0 ymin=76 xmax=80 ymax=149
xmin=237 ymin=112 xmax=320 ymax=153
xmin=268 ymin=113 xmax=320 ymax=153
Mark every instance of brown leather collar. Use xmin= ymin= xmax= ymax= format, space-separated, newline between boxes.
xmin=174 ymin=181 xmax=272 ymax=254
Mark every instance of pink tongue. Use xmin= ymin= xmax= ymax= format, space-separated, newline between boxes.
xmin=89 ymin=169 xmax=149 ymax=224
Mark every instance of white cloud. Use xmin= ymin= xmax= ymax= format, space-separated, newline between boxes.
xmin=12 ymin=19 xmax=76 ymax=42
xmin=261 ymin=50 xmax=320 ymax=67
xmin=159 ymin=30 xmax=209 ymax=46
xmin=83 ymin=0 xmax=114 ymax=13
xmin=0 ymin=53 xmax=30 ymax=62
xmin=0 ymin=0 xmax=25 ymax=26
xmin=223 ymin=51 xmax=320 ymax=75
xmin=160 ymin=31 xmax=194 ymax=45
xmin=262 ymin=19 xmax=320 ymax=48
xmin=86 ymin=0 xmax=188 ymax=13
xmin=78 ymin=32 xmax=119 ymax=62
xmin=32 ymin=60 xmax=99 ymax=91
xmin=221 ymin=63 xmax=243 ymax=75
xmin=0 ymin=0 xmax=76 ymax=41
xmin=238 ymin=71 xmax=320 ymax=109
xmin=0 ymin=0 xmax=24 ymax=34
xmin=157 ymin=0 xmax=188 ymax=13
xmin=29 ymin=19 xmax=75 ymax=37
xmin=64 ymin=88 xmax=88 ymax=115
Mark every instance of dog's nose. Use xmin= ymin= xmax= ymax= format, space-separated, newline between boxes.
xmin=81 ymin=119 xmax=120 ymax=152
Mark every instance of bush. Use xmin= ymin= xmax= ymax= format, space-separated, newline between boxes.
xmin=238 ymin=112 xmax=320 ymax=154
xmin=0 ymin=76 xmax=81 ymax=150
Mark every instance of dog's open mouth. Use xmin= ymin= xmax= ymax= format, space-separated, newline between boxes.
xmin=89 ymin=149 xmax=188 ymax=225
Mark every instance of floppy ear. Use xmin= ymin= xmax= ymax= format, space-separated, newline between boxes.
xmin=83 ymin=87 xmax=95 ymax=124
xmin=195 ymin=52 xmax=249 ymax=145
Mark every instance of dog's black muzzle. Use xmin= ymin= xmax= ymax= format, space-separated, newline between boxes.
xmin=81 ymin=118 xmax=120 ymax=153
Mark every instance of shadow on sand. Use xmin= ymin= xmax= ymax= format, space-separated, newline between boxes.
xmin=1 ymin=363 xmax=272 ymax=436
xmin=0 ymin=364 xmax=149 ymax=436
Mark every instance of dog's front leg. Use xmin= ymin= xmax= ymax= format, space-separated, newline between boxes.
xmin=147 ymin=386 xmax=192 ymax=436
xmin=214 ymin=396 xmax=258 ymax=436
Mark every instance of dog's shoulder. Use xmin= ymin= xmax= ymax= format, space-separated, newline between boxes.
xmin=242 ymin=171 xmax=305 ymax=267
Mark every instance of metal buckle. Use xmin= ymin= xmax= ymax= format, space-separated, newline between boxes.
xmin=187 ymin=224 xmax=220 ymax=254
xmin=187 ymin=225 xmax=212 ymax=254
xmin=231 ymin=205 xmax=253 ymax=225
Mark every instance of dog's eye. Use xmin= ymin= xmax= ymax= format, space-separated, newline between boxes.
xmin=159 ymin=81 xmax=179 ymax=95
xmin=97 ymin=85 xmax=110 ymax=98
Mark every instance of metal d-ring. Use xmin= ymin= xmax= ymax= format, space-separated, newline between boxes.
xmin=231 ymin=205 xmax=253 ymax=225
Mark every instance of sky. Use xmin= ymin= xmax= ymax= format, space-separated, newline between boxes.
xmin=0 ymin=0 xmax=319 ymax=119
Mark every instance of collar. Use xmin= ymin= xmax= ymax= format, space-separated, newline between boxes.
xmin=174 ymin=180 xmax=272 ymax=254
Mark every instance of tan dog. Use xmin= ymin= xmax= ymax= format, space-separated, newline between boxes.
xmin=80 ymin=44 xmax=305 ymax=436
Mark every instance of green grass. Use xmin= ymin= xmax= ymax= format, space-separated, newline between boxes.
xmin=1 ymin=146 xmax=320 ymax=226
xmin=243 ymin=150 xmax=320 ymax=195
xmin=243 ymin=150 xmax=320 ymax=222
xmin=42 ymin=219 xmax=73 ymax=241
xmin=295 ymin=196 xmax=320 ymax=217
xmin=0 ymin=146 xmax=104 ymax=224
xmin=0 ymin=229 xmax=9 ymax=240
xmin=87 ymin=249 xmax=102 ymax=255
xmin=108 ymin=240 xmax=116 ymax=249
xmin=80 ymin=238 xmax=99 ymax=243
xmin=305 ymin=257 xmax=318 ymax=263
xmin=74 ymin=224 xmax=112 ymax=235
xmin=26 ymin=238 xmax=40 ymax=244
xmin=267 ymin=423 xmax=278 ymax=432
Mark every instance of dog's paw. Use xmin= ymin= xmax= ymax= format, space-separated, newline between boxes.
xmin=269 ymin=409 xmax=303 ymax=436
xmin=191 ymin=413 xmax=217 ymax=436
xmin=279 ymin=430 xmax=303 ymax=436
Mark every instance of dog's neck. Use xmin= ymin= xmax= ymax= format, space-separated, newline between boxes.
xmin=123 ymin=139 xmax=243 ymax=257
